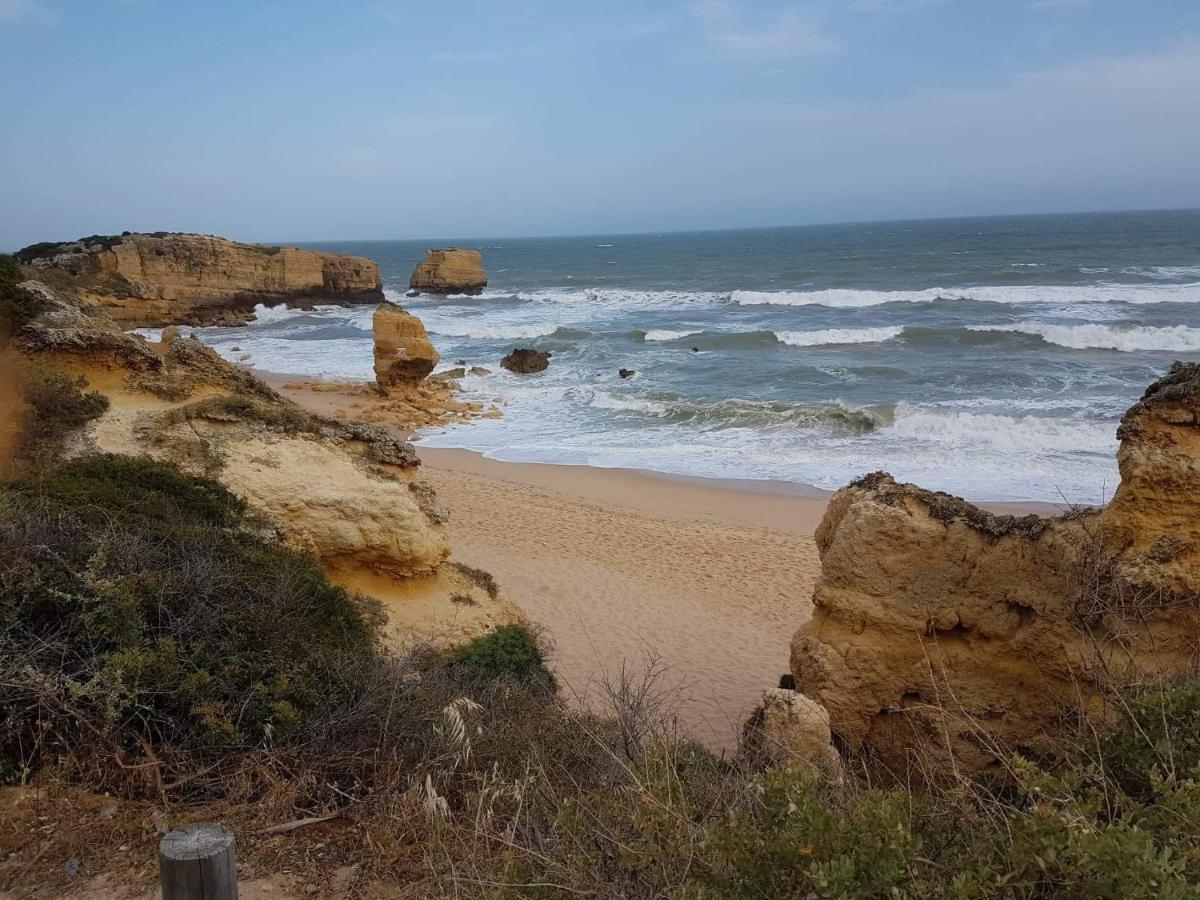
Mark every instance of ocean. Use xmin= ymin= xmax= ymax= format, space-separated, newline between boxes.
xmin=175 ymin=209 xmax=1200 ymax=503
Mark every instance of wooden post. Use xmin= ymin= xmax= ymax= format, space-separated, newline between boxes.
xmin=159 ymin=823 xmax=238 ymax=900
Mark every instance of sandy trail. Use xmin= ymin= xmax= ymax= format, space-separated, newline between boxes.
xmin=416 ymin=448 xmax=826 ymax=749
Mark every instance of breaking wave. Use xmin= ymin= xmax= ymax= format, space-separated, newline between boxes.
xmin=886 ymin=405 xmax=1117 ymax=455
xmin=966 ymin=323 xmax=1200 ymax=352
xmin=731 ymin=282 xmax=1200 ymax=308
xmin=775 ymin=326 xmax=905 ymax=347
xmin=564 ymin=389 xmax=886 ymax=433
xmin=424 ymin=321 xmax=563 ymax=340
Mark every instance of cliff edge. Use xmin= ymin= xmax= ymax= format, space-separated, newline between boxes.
xmin=11 ymin=279 xmax=521 ymax=646
xmin=790 ymin=365 xmax=1200 ymax=777
xmin=16 ymin=232 xmax=383 ymax=327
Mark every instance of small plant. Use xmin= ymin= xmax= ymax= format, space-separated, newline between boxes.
xmin=14 ymin=366 xmax=108 ymax=462
xmin=0 ymin=254 xmax=47 ymax=339
xmin=452 ymin=624 xmax=555 ymax=690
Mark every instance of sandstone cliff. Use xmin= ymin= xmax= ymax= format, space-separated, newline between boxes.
xmin=12 ymin=281 xmax=522 ymax=646
xmin=409 ymin=248 xmax=487 ymax=295
xmin=17 ymin=232 xmax=382 ymax=327
xmin=373 ymin=301 xmax=439 ymax=386
xmin=789 ymin=370 xmax=1200 ymax=778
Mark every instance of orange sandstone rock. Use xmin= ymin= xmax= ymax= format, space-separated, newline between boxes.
xmin=373 ymin=302 xmax=439 ymax=387
xmin=409 ymin=248 xmax=487 ymax=295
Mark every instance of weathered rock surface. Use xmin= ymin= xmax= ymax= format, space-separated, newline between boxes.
xmin=16 ymin=232 xmax=382 ymax=327
xmin=501 ymin=348 xmax=551 ymax=374
xmin=408 ymin=248 xmax=487 ymax=295
xmin=13 ymin=283 xmax=522 ymax=644
xmin=745 ymin=689 xmax=842 ymax=776
xmin=1102 ymin=361 xmax=1200 ymax=598
xmin=790 ymin=368 xmax=1200 ymax=778
xmin=373 ymin=302 xmax=439 ymax=386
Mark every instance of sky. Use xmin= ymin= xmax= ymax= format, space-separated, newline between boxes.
xmin=2 ymin=0 xmax=1199 ymax=247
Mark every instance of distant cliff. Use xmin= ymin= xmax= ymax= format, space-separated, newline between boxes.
xmin=16 ymin=232 xmax=382 ymax=327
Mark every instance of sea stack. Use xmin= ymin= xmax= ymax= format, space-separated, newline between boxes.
xmin=373 ymin=302 xmax=440 ymax=387
xmin=409 ymin=248 xmax=487 ymax=295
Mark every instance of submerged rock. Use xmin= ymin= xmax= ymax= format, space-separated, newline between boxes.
xmin=409 ymin=248 xmax=487 ymax=295
xmin=501 ymin=348 xmax=551 ymax=374
xmin=373 ymin=302 xmax=439 ymax=387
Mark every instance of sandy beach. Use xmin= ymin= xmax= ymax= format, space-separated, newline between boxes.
xmin=417 ymin=448 xmax=828 ymax=749
xmin=271 ymin=374 xmax=1063 ymax=748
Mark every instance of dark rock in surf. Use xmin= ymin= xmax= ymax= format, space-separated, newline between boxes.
xmin=501 ymin=348 xmax=551 ymax=374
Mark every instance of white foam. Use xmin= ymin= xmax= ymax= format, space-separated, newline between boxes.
xmin=887 ymin=404 xmax=1117 ymax=455
xmin=732 ymin=282 xmax=1200 ymax=308
xmin=208 ymin=337 xmax=373 ymax=380
xmin=249 ymin=303 xmax=308 ymax=325
xmin=968 ymin=323 xmax=1200 ymax=352
xmin=644 ymin=329 xmax=704 ymax=342
xmin=517 ymin=288 xmax=726 ymax=309
xmin=775 ymin=326 xmax=904 ymax=347
xmin=425 ymin=322 xmax=560 ymax=340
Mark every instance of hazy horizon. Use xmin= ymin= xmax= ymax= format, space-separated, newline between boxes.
xmin=5 ymin=203 xmax=1198 ymax=254
xmin=3 ymin=1 xmax=1199 ymax=249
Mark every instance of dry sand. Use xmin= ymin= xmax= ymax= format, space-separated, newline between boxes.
xmin=412 ymin=448 xmax=827 ymax=750
xmin=272 ymin=375 xmax=1056 ymax=750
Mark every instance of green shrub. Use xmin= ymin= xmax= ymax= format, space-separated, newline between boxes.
xmin=0 ymin=454 xmax=378 ymax=769
xmin=452 ymin=624 xmax=555 ymax=690
xmin=16 ymin=366 xmax=109 ymax=461
xmin=0 ymin=253 xmax=45 ymax=338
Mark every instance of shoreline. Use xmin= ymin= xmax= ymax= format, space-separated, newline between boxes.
xmin=268 ymin=370 xmax=1062 ymax=747
xmin=260 ymin=370 xmax=1063 ymax=517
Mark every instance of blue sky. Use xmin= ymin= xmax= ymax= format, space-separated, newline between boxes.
xmin=2 ymin=0 xmax=1199 ymax=247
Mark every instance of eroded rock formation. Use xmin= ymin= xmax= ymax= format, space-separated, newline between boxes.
xmin=409 ymin=248 xmax=487 ymax=295
xmin=16 ymin=233 xmax=382 ymax=327
xmin=790 ymin=366 xmax=1200 ymax=777
xmin=373 ymin=302 xmax=439 ymax=386
xmin=1102 ymin=362 xmax=1200 ymax=598
xmin=745 ymin=689 xmax=843 ymax=776
xmin=13 ymin=282 xmax=522 ymax=645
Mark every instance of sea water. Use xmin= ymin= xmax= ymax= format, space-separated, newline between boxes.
xmin=178 ymin=209 xmax=1200 ymax=502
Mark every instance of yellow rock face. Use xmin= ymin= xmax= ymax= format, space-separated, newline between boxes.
xmin=409 ymin=248 xmax=487 ymax=294
xmin=24 ymin=233 xmax=382 ymax=326
xmin=789 ymin=365 xmax=1200 ymax=778
xmin=373 ymin=302 xmax=440 ymax=386
xmin=1102 ymin=363 xmax=1200 ymax=597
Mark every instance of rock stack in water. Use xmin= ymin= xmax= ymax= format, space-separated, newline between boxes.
xmin=409 ymin=248 xmax=487 ymax=295
xmin=373 ymin=302 xmax=439 ymax=387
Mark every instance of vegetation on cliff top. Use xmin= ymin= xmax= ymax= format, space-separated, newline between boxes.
xmin=0 ymin=253 xmax=46 ymax=338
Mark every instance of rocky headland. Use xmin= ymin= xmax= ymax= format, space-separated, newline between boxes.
xmin=16 ymin=232 xmax=383 ymax=327
xmin=408 ymin=247 xmax=487 ymax=295
xmin=8 ymin=277 xmax=520 ymax=646
xmin=784 ymin=363 xmax=1200 ymax=777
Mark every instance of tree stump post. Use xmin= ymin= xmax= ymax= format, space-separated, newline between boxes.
xmin=159 ymin=823 xmax=238 ymax=900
